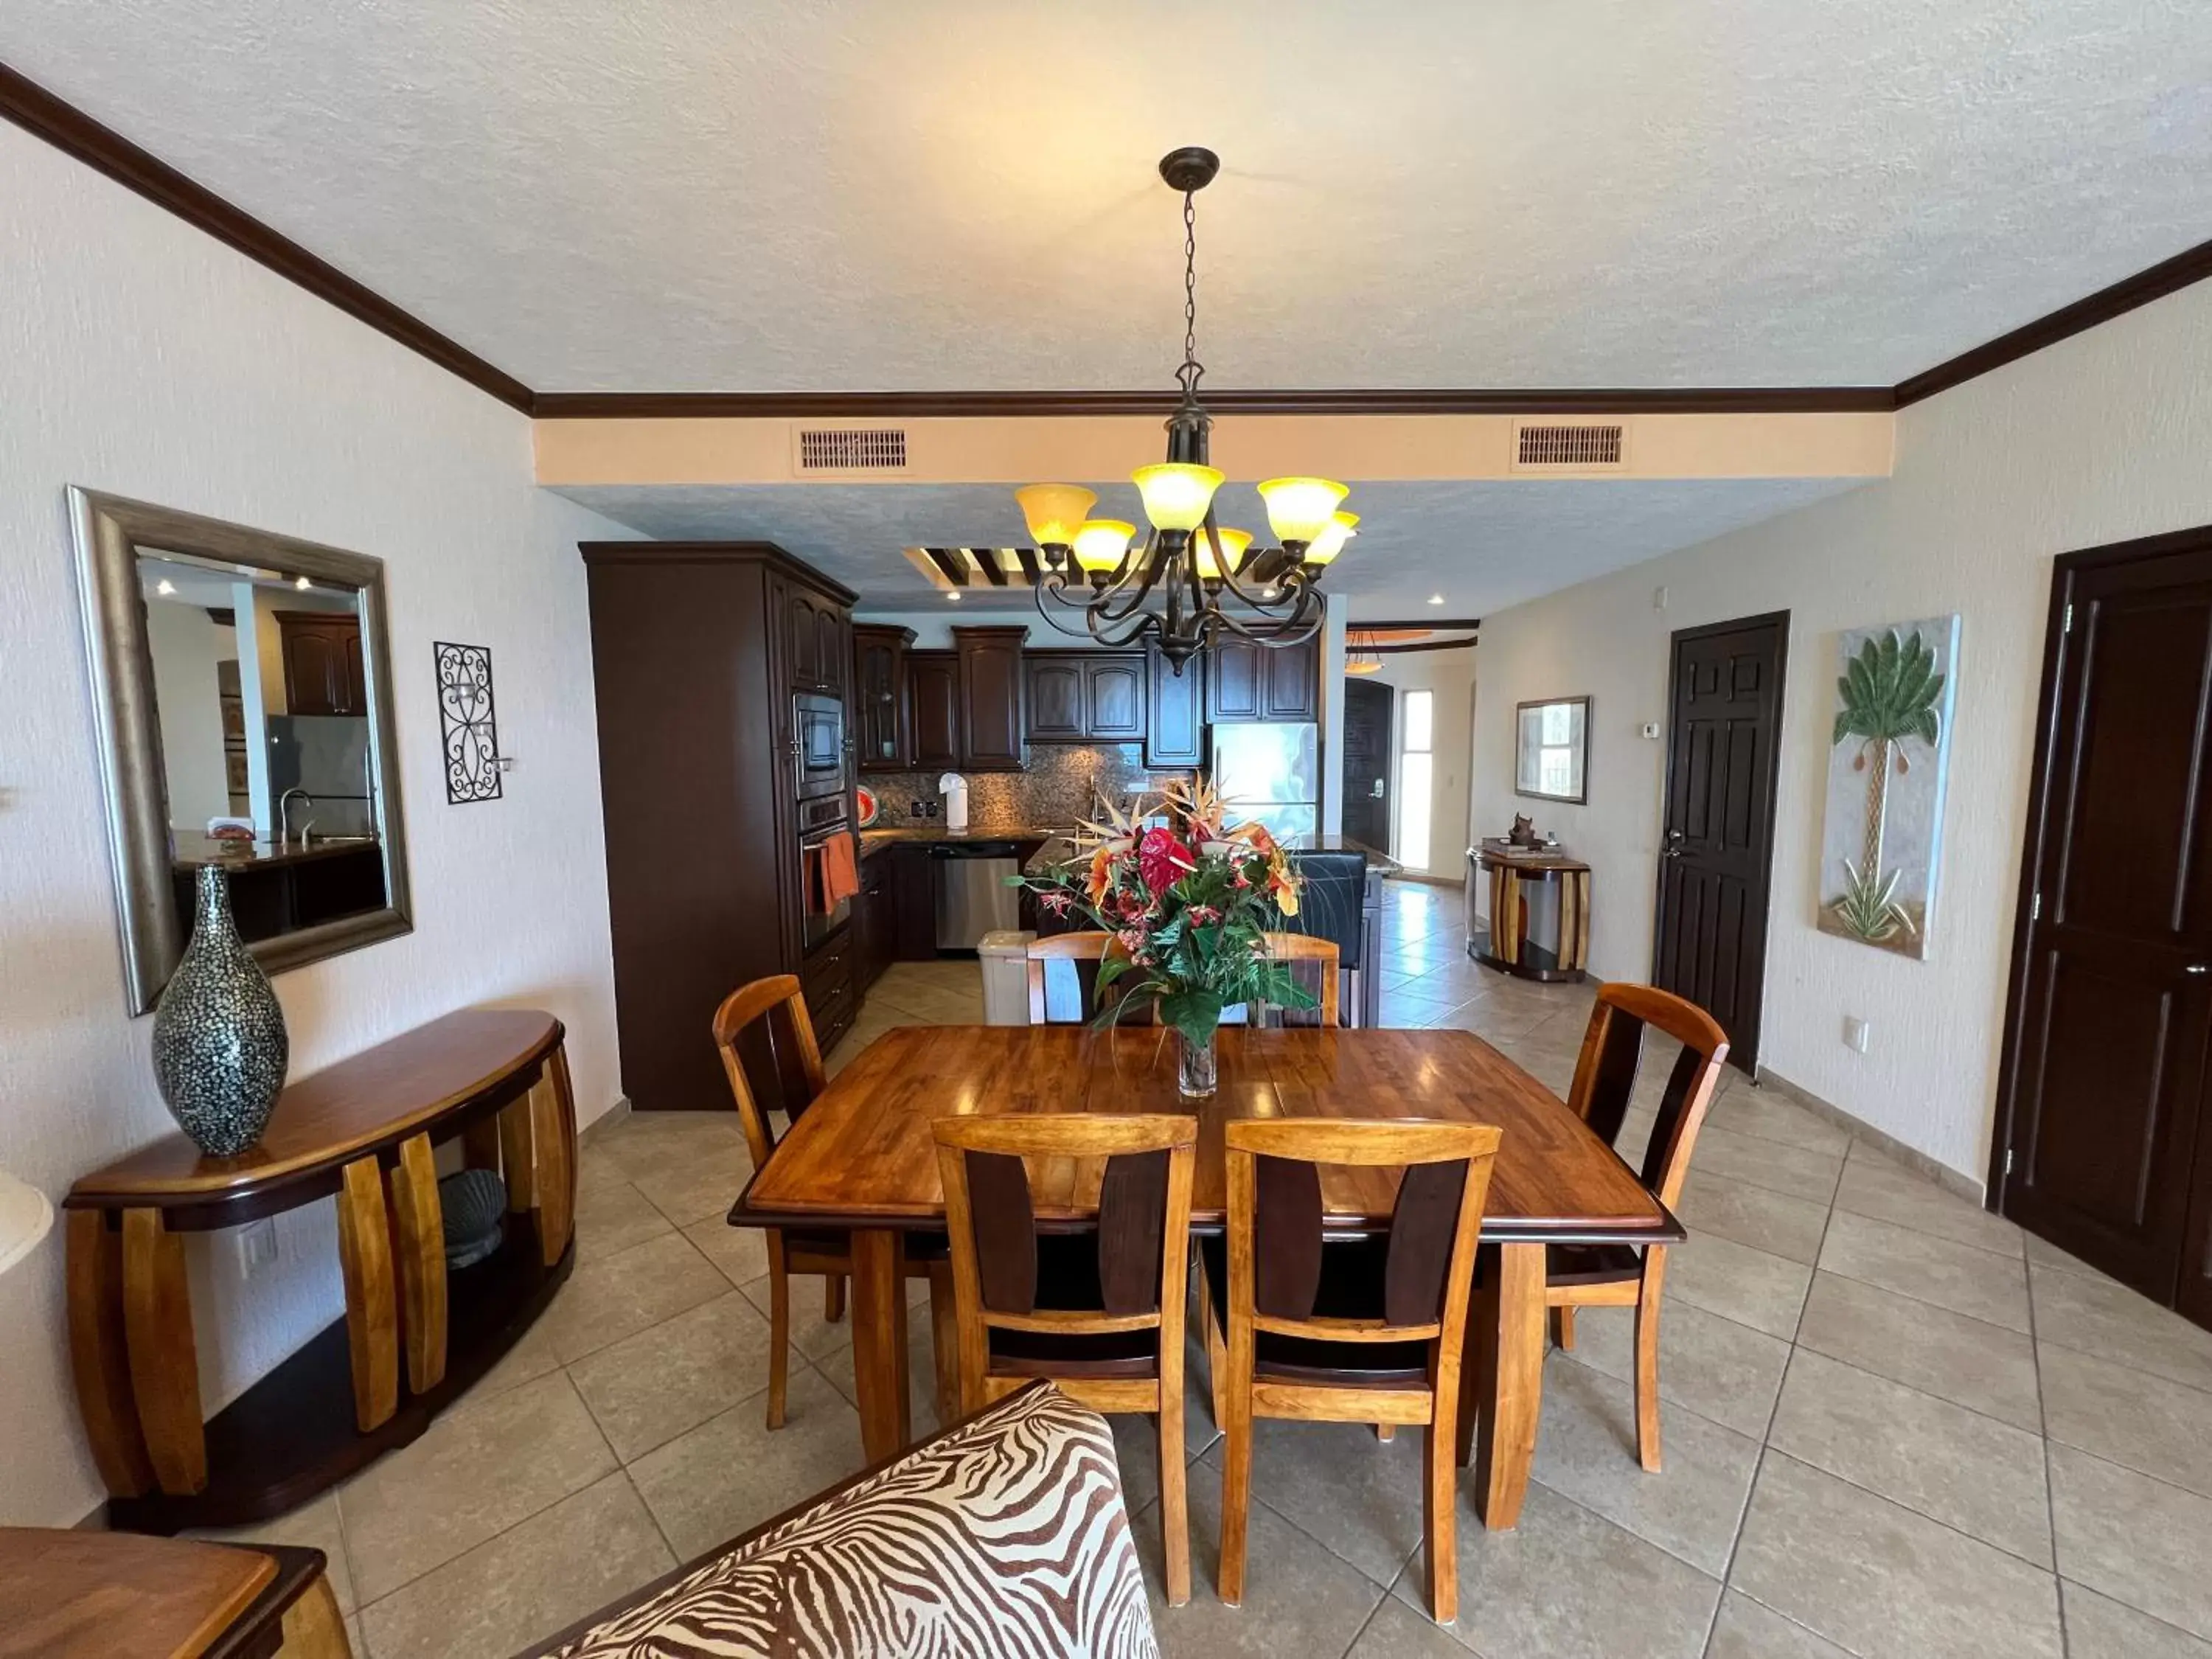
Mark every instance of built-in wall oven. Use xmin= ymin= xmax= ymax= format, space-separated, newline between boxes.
xmin=797 ymin=793 xmax=853 ymax=951
xmin=792 ymin=689 xmax=849 ymax=801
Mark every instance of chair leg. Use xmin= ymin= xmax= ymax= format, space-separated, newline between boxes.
xmin=824 ymin=1273 xmax=846 ymax=1324
xmin=1424 ymin=1413 xmax=1458 ymax=1624
xmin=1635 ymin=1247 xmax=1669 ymax=1473
xmin=1377 ymin=1423 xmax=1396 ymax=1442
xmin=1551 ymin=1305 xmax=1576 ymax=1351
xmin=1217 ymin=1387 xmax=1253 ymax=1608
xmin=1197 ymin=1269 xmax=1226 ymax=1431
xmin=1158 ymin=1400 xmax=1191 ymax=1607
xmin=928 ymin=1259 xmax=959 ymax=1427
xmin=765 ymin=1236 xmax=790 ymax=1430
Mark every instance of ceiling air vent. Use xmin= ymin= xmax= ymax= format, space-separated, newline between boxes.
xmin=793 ymin=427 xmax=908 ymax=473
xmin=1513 ymin=422 xmax=1627 ymax=470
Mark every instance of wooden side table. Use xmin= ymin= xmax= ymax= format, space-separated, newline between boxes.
xmin=64 ymin=1009 xmax=577 ymax=1533
xmin=1472 ymin=844 xmax=1591 ymax=982
xmin=0 ymin=1530 xmax=347 ymax=1658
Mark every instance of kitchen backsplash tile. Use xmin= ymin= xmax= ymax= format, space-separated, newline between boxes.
xmin=866 ymin=745 xmax=1193 ymax=831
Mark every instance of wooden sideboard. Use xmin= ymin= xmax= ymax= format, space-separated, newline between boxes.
xmin=1472 ymin=844 xmax=1591 ymax=982
xmin=64 ymin=1009 xmax=576 ymax=1532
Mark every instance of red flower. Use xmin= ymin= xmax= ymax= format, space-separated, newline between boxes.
xmin=1040 ymin=890 xmax=1074 ymax=915
xmin=1138 ymin=827 xmax=1197 ymax=897
xmin=1188 ymin=904 xmax=1221 ymax=925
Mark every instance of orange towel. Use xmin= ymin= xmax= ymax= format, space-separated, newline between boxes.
xmin=815 ymin=830 xmax=860 ymax=914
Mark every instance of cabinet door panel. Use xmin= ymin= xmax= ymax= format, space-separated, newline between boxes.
xmin=1206 ymin=639 xmax=1264 ymax=722
xmin=1026 ymin=658 xmax=1086 ymax=740
xmin=908 ymin=653 xmax=961 ymax=770
xmin=956 ymin=628 xmax=1027 ymax=770
xmin=1264 ymin=638 xmax=1320 ymax=720
xmin=1085 ymin=658 xmax=1144 ymax=737
xmin=853 ymin=627 xmax=910 ymax=772
xmin=1147 ymin=646 xmax=1206 ymax=767
xmin=787 ymin=592 xmax=821 ymax=690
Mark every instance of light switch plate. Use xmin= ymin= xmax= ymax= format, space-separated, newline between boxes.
xmin=1843 ymin=1015 xmax=1871 ymax=1054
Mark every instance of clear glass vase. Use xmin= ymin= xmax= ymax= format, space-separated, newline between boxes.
xmin=1176 ymin=1026 xmax=1219 ymax=1099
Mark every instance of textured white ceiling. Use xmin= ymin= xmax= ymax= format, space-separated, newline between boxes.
xmin=7 ymin=1 xmax=2210 ymax=393
xmin=549 ymin=477 xmax=1863 ymax=618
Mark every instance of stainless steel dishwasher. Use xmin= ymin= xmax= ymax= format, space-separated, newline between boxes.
xmin=933 ymin=841 xmax=1023 ymax=953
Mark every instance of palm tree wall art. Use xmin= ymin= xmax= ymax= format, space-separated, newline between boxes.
xmin=1818 ymin=616 xmax=1961 ymax=959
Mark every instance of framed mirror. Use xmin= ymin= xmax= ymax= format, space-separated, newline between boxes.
xmin=1514 ymin=695 xmax=1590 ymax=804
xmin=71 ymin=488 xmax=411 ymax=1013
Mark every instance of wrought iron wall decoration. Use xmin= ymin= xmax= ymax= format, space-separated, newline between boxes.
xmin=434 ymin=641 xmax=502 ymax=804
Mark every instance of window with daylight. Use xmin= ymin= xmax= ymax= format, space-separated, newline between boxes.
xmin=1399 ymin=689 xmax=1434 ymax=869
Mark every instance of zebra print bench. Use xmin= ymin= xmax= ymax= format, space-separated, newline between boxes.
xmin=532 ymin=1382 xmax=1159 ymax=1658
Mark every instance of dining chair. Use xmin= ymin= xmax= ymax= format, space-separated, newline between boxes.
xmin=1259 ymin=932 xmax=1340 ymax=1027
xmin=1026 ymin=930 xmax=1163 ymax=1026
xmin=1540 ymin=981 xmax=1728 ymax=1472
xmin=1201 ymin=1117 xmax=1500 ymax=1623
xmin=712 ymin=975 xmax=956 ymax=1431
xmin=931 ymin=1113 xmax=1198 ymax=1606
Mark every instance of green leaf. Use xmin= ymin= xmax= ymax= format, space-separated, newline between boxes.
xmin=1158 ymin=990 xmax=1225 ymax=1047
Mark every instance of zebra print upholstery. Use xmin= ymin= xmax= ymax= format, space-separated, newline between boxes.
xmin=540 ymin=1382 xmax=1160 ymax=1658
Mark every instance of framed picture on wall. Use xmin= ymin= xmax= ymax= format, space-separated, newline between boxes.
xmin=1515 ymin=696 xmax=1590 ymax=803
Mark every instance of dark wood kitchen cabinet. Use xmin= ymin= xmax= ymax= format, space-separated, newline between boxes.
xmin=1026 ymin=654 xmax=1085 ymax=740
xmin=852 ymin=624 xmax=914 ymax=772
xmin=906 ymin=650 xmax=960 ymax=770
xmin=786 ymin=587 xmax=846 ymax=695
xmin=1025 ymin=651 xmax=1144 ymax=742
xmin=1146 ymin=643 xmax=1207 ymax=767
xmin=1206 ymin=635 xmax=1320 ymax=723
xmin=854 ymin=846 xmax=894 ymax=987
xmin=276 ymin=611 xmax=366 ymax=716
xmin=1086 ymin=654 xmax=1144 ymax=737
xmin=955 ymin=626 xmax=1028 ymax=770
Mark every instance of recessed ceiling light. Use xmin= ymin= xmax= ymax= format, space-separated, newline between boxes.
xmin=946 ymin=590 xmax=961 ymax=601
xmin=156 ymin=578 xmax=176 ymax=596
xmin=293 ymin=575 xmax=312 ymax=590
xmin=1427 ymin=594 xmax=1444 ymax=605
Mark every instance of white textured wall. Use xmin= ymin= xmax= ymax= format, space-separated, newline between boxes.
xmin=0 ymin=121 xmax=633 ymax=1526
xmin=1472 ymin=279 xmax=2212 ymax=1184
xmin=1363 ymin=648 xmax=1478 ymax=879
xmin=143 ymin=599 xmax=234 ymax=832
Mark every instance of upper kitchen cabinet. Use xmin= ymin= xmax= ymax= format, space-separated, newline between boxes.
xmin=907 ymin=650 xmax=961 ymax=770
xmin=852 ymin=624 xmax=914 ymax=772
xmin=786 ymin=586 xmax=846 ymax=695
xmin=1025 ymin=651 xmax=1144 ymax=742
xmin=1145 ymin=644 xmax=1206 ymax=767
xmin=276 ymin=610 xmax=367 ymax=716
xmin=1206 ymin=635 xmax=1321 ymax=723
xmin=955 ymin=625 xmax=1028 ymax=770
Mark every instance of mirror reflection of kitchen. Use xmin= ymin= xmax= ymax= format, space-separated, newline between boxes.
xmin=138 ymin=548 xmax=389 ymax=942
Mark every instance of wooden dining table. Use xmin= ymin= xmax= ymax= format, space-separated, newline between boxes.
xmin=728 ymin=1022 xmax=1681 ymax=1529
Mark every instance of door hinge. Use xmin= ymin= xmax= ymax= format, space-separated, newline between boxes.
xmin=2062 ymin=602 xmax=2074 ymax=634
xmin=2031 ymin=892 xmax=2042 ymax=922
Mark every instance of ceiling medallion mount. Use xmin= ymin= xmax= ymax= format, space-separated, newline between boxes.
xmin=1015 ymin=147 xmax=1356 ymax=672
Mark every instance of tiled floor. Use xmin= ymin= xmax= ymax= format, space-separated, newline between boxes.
xmin=204 ymin=881 xmax=2212 ymax=1658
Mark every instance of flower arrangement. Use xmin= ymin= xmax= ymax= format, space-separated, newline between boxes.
xmin=1018 ymin=778 xmax=1315 ymax=1080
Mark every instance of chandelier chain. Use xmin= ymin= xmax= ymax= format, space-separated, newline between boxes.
xmin=1178 ymin=189 xmax=1204 ymax=400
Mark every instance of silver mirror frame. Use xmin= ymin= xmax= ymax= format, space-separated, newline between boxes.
xmin=69 ymin=487 xmax=414 ymax=1014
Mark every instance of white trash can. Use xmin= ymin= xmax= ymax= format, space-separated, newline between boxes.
xmin=978 ymin=929 xmax=1037 ymax=1026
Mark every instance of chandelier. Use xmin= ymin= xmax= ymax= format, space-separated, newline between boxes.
xmin=1015 ymin=147 xmax=1357 ymax=673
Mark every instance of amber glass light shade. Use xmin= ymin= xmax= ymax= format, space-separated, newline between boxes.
xmin=1133 ymin=463 xmax=1225 ymax=532
xmin=1071 ymin=518 xmax=1136 ymax=573
xmin=1257 ymin=477 xmax=1350 ymax=546
xmin=1303 ymin=509 xmax=1359 ymax=567
xmin=1192 ymin=526 xmax=1252 ymax=579
xmin=1015 ymin=484 xmax=1099 ymax=549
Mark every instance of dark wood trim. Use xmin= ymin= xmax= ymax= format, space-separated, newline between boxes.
xmin=972 ymin=546 xmax=1009 ymax=587
xmin=575 ymin=538 xmax=858 ymax=603
xmin=532 ymin=386 xmax=1898 ymax=420
xmin=1898 ymin=234 xmax=2212 ymax=408
xmin=1983 ymin=521 xmax=2212 ymax=1209
xmin=922 ymin=547 xmax=970 ymax=588
xmin=1366 ymin=638 xmax=1478 ymax=655
xmin=1354 ymin=619 xmax=1483 ymax=631
xmin=0 ymin=60 xmax=533 ymax=415
xmin=1012 ymin=546 xmax=1042 ymax=585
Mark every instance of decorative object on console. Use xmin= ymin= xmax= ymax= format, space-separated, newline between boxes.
xmin=151 ymin=866 xmax=290 ymax=1158
xmin=439 ymin=1168 xmax=509 ymax=1270
xmin=1819 ymin=616 xmax=1958 ymax=958
xmin=1014 ymin=148 xmax=1354 ymax=670
xmin=1508 ymin=813 xmax=1539 ymax=847
xmin=1018 ymin=779 xmax=1311 ymax=1097
xmin=435 ymin=640 xmax=503 ymax=804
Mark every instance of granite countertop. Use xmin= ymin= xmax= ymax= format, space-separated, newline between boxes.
xmin=858 ymin=825 xmax=1062 ymax=851
xmin=1020 ymin=832 xmax=1400 ymax=877
xmin=172 ymin=832 xmax=384 ymax=871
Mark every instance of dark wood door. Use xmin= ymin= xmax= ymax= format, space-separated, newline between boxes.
xmin=815 ymin=605 xmax=846 ymax=696
xmin=1146 ymin=645 xmax=1206 ymax=767
xmin=907 ymin=652 xmax=960 ymax=769
xmin=1653 ymin=612 xmax=1787 ymax=1073
xmin=1206 ymin=639 xmax=1264 ymax=721
xmin=1341 ymin=677 xmax=1394 ymax=854
xmin=1263 ymin=638 xmax=1321 ymax=720
xmin=852 ymin=625 xmax=911 ymax=772
xmin=1026 ymin=655 xmax=1086 ymax=739
xmin=1997 ymin=533 xmax=2212 ymax=1318
xmin=787 ymin=591 xmax=822 ymax=690
xmin=1085 ymin=657 xmax=1144 ymax=738
xmin=956 ymin=627 xmax=1027 ymax=770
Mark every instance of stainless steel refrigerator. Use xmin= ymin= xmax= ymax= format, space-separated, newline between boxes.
xmin=1210 ymin=723 xmax=1319 ymax=842
xmin=266 ymin=715 xmax=376 ymax=837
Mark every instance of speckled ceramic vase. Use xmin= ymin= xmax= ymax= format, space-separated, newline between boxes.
xmin=152 ymin=866 xmax=289 ymax=1157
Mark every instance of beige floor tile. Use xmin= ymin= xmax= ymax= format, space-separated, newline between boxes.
xmin=2040 ymin=1341 xmax=2212 ymax=1500
xmin=1706 ymin=1593 xmax=1854 ymax=1658
xmin=356 ymin=1472 xmax=672 ymax=1659
xmin=1428 ymin=998 xmax=1554 ymax=1043
xmin=1196 ymin=1413 xmax=1427 ymax=1586
xmin=1833 ymin=1148 xmax=2022 ymax=1259
xmin=1766 ymin=1349 xmax=2051 ymax=1566
xmin=811 ymin=1327 xmax=950 ymax=1442
xmin=2050 ymin=1444 xmax=2212 ymax=1638
xmin=1793 ymin=1270 xmax=2041 ymax=1430
xmin=1393 ymin=1479 xmax=1720 ymax=1659
xmin=569 ymin=1290 xmax=779 ymax=1461
xmin=739 ymin=1263 xmax=859 ymax=1360
xmin=2032 ymin=1265 xmax=2212 ymax=1394
xmin=2062 ymin=1579 xmax=2212 ymax=1658
xmin=537 ymin=1230 xmax=731 ymax=1364
xmin=1677 ymin=1172 xmax=1831 ymax=1266
xmin=572 ymin=1176 xmax=676 ymax=1262
xmin=1668 ymin=1230 xmax=1815 ymax=1340
xmin=1131 ymin=1475 xmax=1393 ymax=1657
xmin=1564 ymin=1298 xmax=1792 ymax=1439
xmin=1693 ymin=1125 xmax=1844 ymax=1206
xmin=338 ymin=1370 xmax=616 ymax=1604
xmin=1706 ymin=1090 xmax=1851 ymax=1156
xmin=594 ymin=1111 xmax=745 ymax=1170
xmin=1531 ymin=1353 xmax=1761 ymax=1576
xmin=451 ymin=1317 xmax=562 ymax=1416
xmin=187 ymin=1489 xmax=355 ymax=1616
xmin=2023 ymin=1228 xmax=2107 ymax=1280
xmin=1731 ymin=1452 xmax=2062 ymax=1659
xmin=1818 ymin=1209 xmax=2031 ymax=1332
xmin=681 ymin=1215 xmax=769 ymax=1287
xmin=627 ymin=1366 xmax=863 ymax=1560
xmin=623 ymin=1141 xmax=757 ymax=1227
xmin=1345 ymin=1593 xmax=1479 ymax=1658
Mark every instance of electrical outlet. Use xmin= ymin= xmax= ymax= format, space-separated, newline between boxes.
xmin=237 ymin=1217 xmax=279 ymax=1277
xmin=1843 ymin=1015 xmax=1871 ymax=1054
xmin=1640 ymin=721 xmax=1661 ymax=740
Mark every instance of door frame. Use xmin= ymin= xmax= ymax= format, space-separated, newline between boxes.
xmin=1339 ymin=675 xmax=1395 ymax=858
xmin=1651 ymin=609 xmax=1790 ymax=1074
xmin=1985 ymin=521 xmax=2212 ymax=1211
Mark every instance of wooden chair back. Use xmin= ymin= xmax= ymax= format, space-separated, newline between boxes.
xmin=711 ymin=975 xmax=827 ymax=1172
xmin=1026 ymin=931 xmax=1155 ymax=1026
xmin=1565 ymin=983 xmax=1730 ymax=1207
xmin=1259 ymin=933 xmax=1340 ymax=1029
xmin=932 ymin=1114 xmax=1197 ymax=1401
xmin=1221 ymin=1118 xmax=1499 ymax=1349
